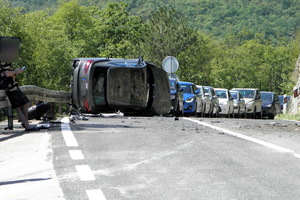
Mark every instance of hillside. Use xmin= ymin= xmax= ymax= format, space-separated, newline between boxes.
xmin=8 ymin=0 xmax=300 ymax=44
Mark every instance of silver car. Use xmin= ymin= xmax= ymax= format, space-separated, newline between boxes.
xmin=230 ymin=88 xmax=262 ymax=119
xmin=196 ymin=85 xmax=211 ymax=117
xmin=229 ymin=90 xmax=246 ymax=118
xmin=203 ymin=86 xmax=220 ymax=117
xmin=214 ymin=88 xmax=234 ymax=118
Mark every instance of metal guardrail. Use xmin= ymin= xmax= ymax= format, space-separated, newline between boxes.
xmin=0 ymin=85 xmax=71 ymax=130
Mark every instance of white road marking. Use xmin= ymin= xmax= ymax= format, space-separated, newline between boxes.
xmin=86 ymin=189 xmax=107 ymax=200
xmin=184 ymin=118 xmax=300 ymax=158
xmin=69 ymin=150 xmax=85 ymax=160
xmin=76 ymin=165 xmax=95 ymax=181
xmin=61 ymin=118 xmax=107 ymax=200
xmin=61 ymin=117 xmax=79 ymax=147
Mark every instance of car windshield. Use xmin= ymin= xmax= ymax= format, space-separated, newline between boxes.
xmin=109 ymin=62 xmax=141 ymax=67
xmin=169 ymin=79 xmax=176 ymax=90
xmin=215 ymin=90 xmax=227 ymax=98
xmin=261 ymin=93 xmax=273 ymax=101
xmin=234 ymin=89 xmax=255 ymax=98
xmin=204 ymin=88 xmax=209 ymax=93
xmin=180 ymin=84 xmax=193 ymax=93
xmin=230 ymin=92 xmax=238 ymax=99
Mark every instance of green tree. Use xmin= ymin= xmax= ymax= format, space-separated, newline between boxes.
xmin=138 ymin=7 xmax=198 ymax=67
xmin=0 ymin=0 xmax=22 ymax=36
xmin=177 ymin=32 xmax=216 ymax=85
xmin=95 ymin=2 xmax=143 ymax=58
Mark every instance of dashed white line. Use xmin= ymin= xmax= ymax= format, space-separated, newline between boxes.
xmin=76 ymin=165 xmax=96 ymax=181
xmin=61 ymin=117 xmax=78 ymax=147
xmin=61 ymin=117 xmax=107 ymax=200
xmin=86 ymin=190 xmax=107 ymax=200
xmin=184 ymin=118 xmax=299 ymax=158
xmin=69 ymin=150 xmax=85 ymax=160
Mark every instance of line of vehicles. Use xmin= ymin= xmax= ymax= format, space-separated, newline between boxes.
xmin=169 ymin=78 xmax=290 ymax=119
xmin=69 ymin=57 xmax=289 ymax=119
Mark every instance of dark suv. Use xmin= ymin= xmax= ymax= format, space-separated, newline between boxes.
xmin=261 ymin=92 xmax=281 ymax=119
xmin=71 ymin=58 xmax=171 ymax=115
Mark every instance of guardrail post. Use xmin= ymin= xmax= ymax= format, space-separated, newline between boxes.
xmin=7 ymin=106 xmax=13 ymax=130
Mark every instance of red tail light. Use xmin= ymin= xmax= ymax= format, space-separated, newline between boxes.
xmin=84 ymin=60 xmax=93 ymax=74
xmin=84 ymin=99 xmax=91 ymax=112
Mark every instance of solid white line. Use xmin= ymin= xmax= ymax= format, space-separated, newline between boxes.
xmin=184 ymin=118 xmax=297 ymax=156
xmin=76 ymin=165 xmax=95 ymax=181
xmin=86 ymin=189 xmax=107 ymax=200
xmin=61 ymin=117 xmax=79 ymax=147
xmin=69 ymin=150 xmax=85 ymax=160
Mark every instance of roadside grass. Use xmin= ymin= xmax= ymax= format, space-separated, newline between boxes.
xmin=275 ymin=113 xmax=300 ymax=121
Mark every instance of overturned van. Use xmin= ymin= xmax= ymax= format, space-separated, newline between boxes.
xmin=71 ymin=58 xmax=171 ymax=115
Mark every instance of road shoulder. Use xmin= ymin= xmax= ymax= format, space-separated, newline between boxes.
xmin=0 ymin=120 xmax=64 ymax=200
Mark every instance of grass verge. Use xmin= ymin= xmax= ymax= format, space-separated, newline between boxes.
xmin=275 ymin=113 xmax=300 ymax=121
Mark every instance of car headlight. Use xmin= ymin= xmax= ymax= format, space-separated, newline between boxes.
xmin=220 ymin=101 xmax=227 ymax=106
xmin=170 ymin=95 xmax=176 ymax=100
xmin=185 ymin=97 xmax=194 ymax=103
xmin=246 ymin=101 xmax=254 ymax=106
xmin=266 ymin=104 xmax=272 ymax=108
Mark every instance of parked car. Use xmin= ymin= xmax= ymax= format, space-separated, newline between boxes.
xmin=229 ymin=90 xmax=246 ymax=118
xmin=278 ymin=95 xmax=291 ymax=111
xmin=214 ymin=88 xmax=234 ymax=118
xmin=169 ymin=78 xmax=184 ymax=116
xmin=261 ymin=92 xmax=281 ymax=119
xmin=179 ymin=81 xmax=202 ymax=116
xmin=230 ymin=88 xmax=262 ymax=118
xmin=196 ymin=85 xmax=211 ymax=117
xmin=203 ymin=86 xmax=220 ymax=117
xmin=71 ymin=58 xmax=171 ymax=115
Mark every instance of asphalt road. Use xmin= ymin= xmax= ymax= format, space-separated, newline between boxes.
xmin=1 ymin=116 xmax=300 ymax=200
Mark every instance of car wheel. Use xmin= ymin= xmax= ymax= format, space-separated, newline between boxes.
xmin=252 ymin=107 xmax=256 ymax=119
xmin=208 ymin=106 xmax=213 ymax=118
xmin=230 ymin=107 xmax=234 ymax=118
xmin=201 ymin=104 xmax=205 ymax=117
xmin=227 ymin=108 xmax=231 ymax=118
xmin=243 ymin=107 xmax=247 ymax=118
xmin=269 ymin=109 xmax=275 ymax=119
xmin=175 ymin=102 xmax=181 ymax=117
xmin=257 ymin=109 xmax=262 ymax=119
xmin=193 ymin=103 xmax=197 ymax=116
xmin=215 ymin=107 xmax=220 ymax=118
xmin=237 ymin=107 xmax=241 ymax=118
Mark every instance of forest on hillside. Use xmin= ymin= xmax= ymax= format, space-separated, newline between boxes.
xmin=9 ymin=0 xmax=300 ymax=44
xmin=1 ymin=0 xmax=300 ymax=95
